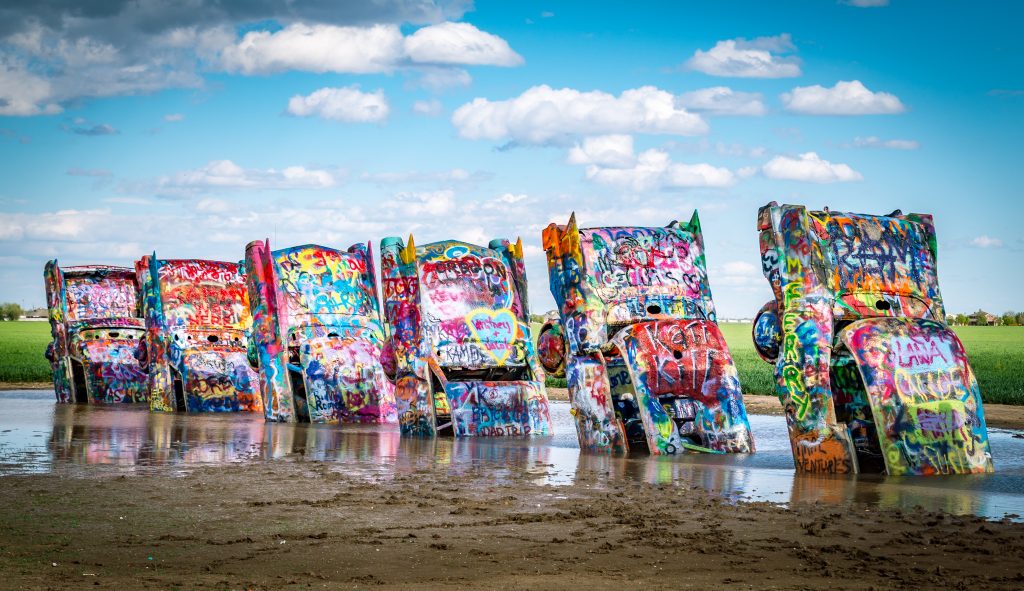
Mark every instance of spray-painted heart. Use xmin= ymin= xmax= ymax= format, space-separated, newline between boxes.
xmin=465 ymin=308 xmax=517 ymax=364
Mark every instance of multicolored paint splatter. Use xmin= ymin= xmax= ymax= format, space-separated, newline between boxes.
xmin=136 ymin=255 xmax=262 ymax=414
xmin=244 ymin=240 xmax=396 ymax=424
xmin=379 ymin=236 xmax=552 ymax=438
xmin=43 ymin=262 xmax=149 ymax=405
xmin=542 ymin=212 xmax=754 ymax=455
xmin=754 ymin=202 xmax=993 ymax=475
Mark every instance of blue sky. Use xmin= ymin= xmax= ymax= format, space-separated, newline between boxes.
xmin=1 ymin=0 xmax=1021 ymax=317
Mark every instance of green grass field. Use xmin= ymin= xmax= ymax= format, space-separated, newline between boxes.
xmin=0 ymin=321 xmax=52 ymax=383
xmin=531 ymin=320 xmax=1024 ymax=406
xmin=3 ymin=320 xmax=1023 ymax=405
xmin=719 ymin=323 xmax=1024 ymax=405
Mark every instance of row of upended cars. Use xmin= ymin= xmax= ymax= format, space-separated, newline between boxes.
xmin=44 ymin=202 xmax=994 ymax=476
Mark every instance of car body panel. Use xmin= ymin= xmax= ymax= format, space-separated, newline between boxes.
xmin=755 ymin=202 xmax=992 ymax=475
xmin=245 ymin=240 xmax=395 ymax=424
xmin=137 ymin=255 xmax=262 ymax=413
xmin=565 ymin=353 xmax=627 ymax=453
xmin=543 ymin=212 xmax=754 ymax=455
xmin=445 ymin=380 xmax=548 ymax=437
xmin=43 ymin=261 xmax=148 ymax=404
xmin=839 ymin=318 xmax=992 ymax=475
xmin=611 ymin=319 xmax=754 ymax=454
xmin=380 ymin=236 xmax=552 ymax=438
xmin=536 ymin=313 xmax=566 ymax=378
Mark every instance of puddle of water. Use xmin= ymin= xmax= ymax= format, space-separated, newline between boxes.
xmin=2 ymin=390 xmax=1023 ymax=521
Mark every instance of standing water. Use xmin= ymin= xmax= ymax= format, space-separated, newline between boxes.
xmin=1 ymin=390 xmax=1023 ymax=520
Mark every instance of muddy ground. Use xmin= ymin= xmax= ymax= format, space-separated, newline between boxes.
xmin=1 ymin=460 xmax=1022 ymax=591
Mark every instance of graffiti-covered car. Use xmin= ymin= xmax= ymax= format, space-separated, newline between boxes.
xmin=541 ymin=212 xmax=754 ymax=455
xmin=245 ymin=240 xmax=397 ymax=424
xmin=754 ymin=202 xmax=992 ymax=475
xmin=136 ymin=255 xmax=262 ymax=414
xmin=379 ymin=236 xmax=552 ymax=438
xmin=43 ymin=262 xmax=148 ymax=404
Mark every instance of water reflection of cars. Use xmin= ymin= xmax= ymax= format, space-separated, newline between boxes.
xmin=244 ymin=240 xmax=396 ymax=424
xmin=135 ymin=255 xmax=262 ymax=414
xmin=48 ymin=405 xmax=401 ymax=468
xmin=43 ymin=262 xmax=149 ymax=405
xmin=379 ymin=236 xmax=552 ymax=438
xmin=754 ymin=202 xmax=992 ymax=475
xmin=540 ymin=212 xmax=755 ymax=456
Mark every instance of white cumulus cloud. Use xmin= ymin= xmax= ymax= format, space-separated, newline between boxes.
xmin=219 ymin=21 xmax=521 ymax=75
xmin=686 ymin=34 xmax=801 ymax=78
xmin=676 ymin=87 xmax=766 ymax=116
xmin=971 ymin=235 xmax=1003 ymax=248
xmin=567 ymin=138 xmax=735 ymax=191
xmin=452 ymin=85 xmax=708 ymax=145
xmin=567 ymin=135 xmax=636 ymax=168
xmin=404 ymin=22 xmax=523 ymax=66
xmin=154 ymin=159 xmax=336 ymax=195
xmin=196 ymin=197 xmax=230 ymax=213
xmin=0 ymin=63 xmax=61 ymax=116
xmin=220 ymin=23 xmax=405 ymax=74
xmin=287 ymin=86 xmax=390 ymax=123
xmin=850 ymin=136 xmax=920 ymax=150
xmin=360 ymin=168 xmax=490 ymax=185
xmin=412 ymin=99 xmax=444 ymax=116
xmin=496 ymin=193 xmax=529 ymax=204
xmin=782 ymin=80 xmax=905 ymax=115
xmin=762 ymin=152 xmax=863 ymax=183
xmin=385 ymin=190 xmax=456 ymax=216
xmin=412 ymin=67 xmax=472 ymax=91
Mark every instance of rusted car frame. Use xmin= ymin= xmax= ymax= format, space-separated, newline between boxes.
xmin=379 ymin=236 xmax=552 ymax=438
xmin=754 ymin=202 xmax=992 ymax=475
xmin=541 ymin=212 xmax=754 ymax=455
xmin=43 ymin=262 xmax=148 ymax=404
xmin=136 ymin=255 xmax=262 ymax=413
xmin=245 ymin=240 xmax=397 ymax=424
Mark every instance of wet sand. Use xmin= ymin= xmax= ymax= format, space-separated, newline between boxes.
xmin=0 ymin=381 xmax=50 ymax=390
xmin=1 ymin=460 xmax=1023 ymax=590
xmin=1 ymin=391 xmax=1024 ymax=589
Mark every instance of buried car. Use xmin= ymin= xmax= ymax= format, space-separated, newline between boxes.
xmin=245 ymin=240 xmax=396 ymax=424
xmin=136 ymin=255 xmax=262 ymax=414
xmin=540 ymin=212 xmax=754 ymax=455
xmin=379 ymin=236 xmax=552 ymax=438
xmin=754 ymin=202 xmax=992 ymax=475
xmin=43 ymin=262 xmax=148 ymax=404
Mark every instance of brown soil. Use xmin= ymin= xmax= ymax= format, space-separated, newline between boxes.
xmin=0 ymin=382 xmax=50 ymax=390
xmin=1 ymin=462 xmax=1022 ymax=590
xmin=983 ymin=403 xmax=1024 ymax=430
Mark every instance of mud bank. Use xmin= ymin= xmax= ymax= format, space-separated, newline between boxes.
xmin=1 ymin=462 xmax=1022 ymax=590
xmin=0 ymin=381 xmax=50 ymax=391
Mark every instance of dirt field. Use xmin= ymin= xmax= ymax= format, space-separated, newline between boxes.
xmin=1 ymin=460 xmax=1022 ymax=590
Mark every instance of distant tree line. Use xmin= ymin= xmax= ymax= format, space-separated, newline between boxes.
xmin=948 ymin=310 xmax=1024 ymax=326
xmin=0 ymin=303 xmax=23 ymax=321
